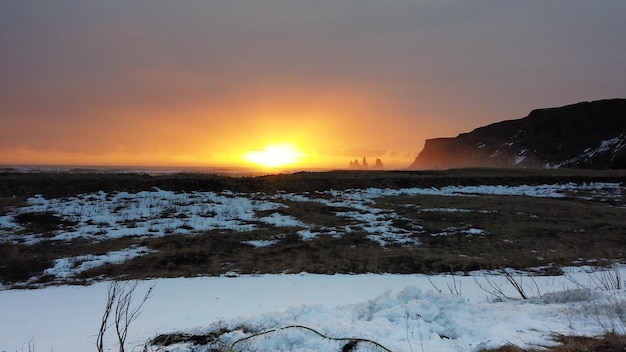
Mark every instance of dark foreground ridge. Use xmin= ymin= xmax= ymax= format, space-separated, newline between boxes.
xmin=2 ymin=167 xmax=626 ymax=198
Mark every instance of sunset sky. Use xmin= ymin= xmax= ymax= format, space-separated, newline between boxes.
xmin=1 ymin=1 xmax=625 ymax=171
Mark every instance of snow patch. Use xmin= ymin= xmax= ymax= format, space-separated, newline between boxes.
xmin=2 ymin=268 xmax=626 ymax=352
xmin=243 ymin=239 xmax=279 ymax=248
xmin=43 ymin=246 xmax=155 ymax=279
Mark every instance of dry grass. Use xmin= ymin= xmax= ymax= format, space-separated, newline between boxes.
xmin=379 ymin=193 xmax=626 ymax=273
xmin=0 ymin=237 xmax=141 ymax=285
xmin=0 ymin=196 xmax=26 ymax=215
xmin=78 ymin=228 xmax=426 ymax=279
xmin=0 ymin=241 xmax=55 ymax=283
xmin=268 ymin=200 xmax=357 ymax=227
xmin=481 ymin=333 xmax=626 ymax=352
xmin=13 ymin=211 xmax=78 ymax=237
xmin=1 ymin=168 xmax=625 ymax=285
xmin=75 ymin=188 xmax=626 ymax=280
xmin=2 ymin=168 xmax=626 ymax=198
xmin=2 ymin=169 xmax=626 ymax=351
xmin=149 ymin=328 xmax=626 ymax=352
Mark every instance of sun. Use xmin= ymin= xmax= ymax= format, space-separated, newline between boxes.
xmin=243 ymin=143 xmax=304 ymax=168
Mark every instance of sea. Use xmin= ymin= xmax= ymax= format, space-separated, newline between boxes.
xmin=0 ymin=165 xmax=333 ymax=177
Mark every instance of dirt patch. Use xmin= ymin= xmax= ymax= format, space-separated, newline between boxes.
xmin=14 ymin=211 xmax=77 ymax=235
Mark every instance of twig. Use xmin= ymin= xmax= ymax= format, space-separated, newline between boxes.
xmin=590 ymin=267 xmax=622 ymax=291
xmin=97 ymin=280 xmax=119 ymax=352
xmin=417 ymin=314 xmax=425 ymax=352
xmin=446 ymin=275 xmax=461 ymax=296
xmin=501 ymin=268 xmax=528 ymax=300
xmin=229 ymin=324 xmax=392 ymax=352
xmin=474 ymin=275 xmax=515 ymax=301
xmin=406 ymin=313 xmax=414 ymax=352
xmin=426 ymin=275 xmax=442 ymax=294
xmin=98 ymin=279 xmax=154 ymax=352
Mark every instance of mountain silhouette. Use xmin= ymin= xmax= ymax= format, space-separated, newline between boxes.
xmin=409 ymin=99 xmax=626 ymax=170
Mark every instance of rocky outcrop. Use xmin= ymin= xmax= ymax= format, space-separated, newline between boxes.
xmin=409 ymin=99 xmax=626 ymax=170
xmin=349 ymin=158 xmax=362 ymax=169
xmin=349 ymin=157 xmax=384 ymax=170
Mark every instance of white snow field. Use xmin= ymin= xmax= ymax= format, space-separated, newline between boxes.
xmin=1 ymin=268 xmax=625 ymax=352
xmin=0 ymin=182 xmax=624 ymax=351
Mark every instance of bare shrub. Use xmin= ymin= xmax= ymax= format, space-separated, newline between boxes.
xmin=501 ymin=269 xmax=529 ymax=300
xmin=591 ymin=294 xmax=626 ymax=335
xmin=229 ymin=324 xmax=392 ymax=352
xmin=97 ymin=279 xmax=154 ymax=352
xmin=426 ymin=268 xmax=462 ymax=296
xmin=474 ymin=268 xmax=541 ymax=301
xmin=590 ymin=267 xmax=623 ymax=291
xmin=565 ymin=266 xmax=624 ymax=291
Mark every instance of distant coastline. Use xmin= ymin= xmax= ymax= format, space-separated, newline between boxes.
xmin=0 ymin=164 xmax=334 ymax=176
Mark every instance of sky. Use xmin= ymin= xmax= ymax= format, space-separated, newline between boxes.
xmin=1 ymin=1 xmax=625 ymax=170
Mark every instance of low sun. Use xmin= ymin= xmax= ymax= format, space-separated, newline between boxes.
xmin=243 ymin=144 xmax=303 ymax=168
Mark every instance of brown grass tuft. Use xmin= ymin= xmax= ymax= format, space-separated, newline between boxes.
xmin=481 ymin=333 xmax=626 ymax=352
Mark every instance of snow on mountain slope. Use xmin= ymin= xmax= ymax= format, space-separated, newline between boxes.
xmin=410 ymin=99 xmax=626 ymax=170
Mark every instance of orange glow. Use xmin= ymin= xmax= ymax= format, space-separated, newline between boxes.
xmin=242 ymin=143 xmax=304 ymax=168
xmin=0 ymin=83 xmax=425 ymax=170
xmin=3 ymin=2 xmax=623 ymax=172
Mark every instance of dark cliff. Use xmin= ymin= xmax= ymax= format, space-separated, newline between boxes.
xmin=409 ymin=99 xmax=626 ymax=170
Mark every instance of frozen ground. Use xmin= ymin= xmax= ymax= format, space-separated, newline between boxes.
xmin=1 ymin=182 xmax=624 ymax=351
xmin=1 ymin=267 xmax=626 ymax=352
xmin=1 ymin=182 xmax=621 ymax=247
xmin=0 ymin=182 xmax=622 ymax=286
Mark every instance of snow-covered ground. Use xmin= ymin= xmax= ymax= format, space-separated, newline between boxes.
xmin=1 ymin=182 xmax=622 ymax=285
xmin=1 ymin=268 xmax=625 ymax=352
xmin=1 ymin=182 xmax=621 ymax=246
xmin=1 ymin=182 xmax=624 ymax=351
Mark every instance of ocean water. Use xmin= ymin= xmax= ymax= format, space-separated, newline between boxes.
xmin=0 ymin=164 xmax=331 ymax=176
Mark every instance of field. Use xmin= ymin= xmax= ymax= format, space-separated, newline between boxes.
xmin=1 ymin=168 xmax=626 ymax=287
xmin=1 ymin=168 xmax=626 ymax=351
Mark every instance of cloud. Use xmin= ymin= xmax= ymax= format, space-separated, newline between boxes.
xmin=1 ymin=1 xmax=625 ymax=168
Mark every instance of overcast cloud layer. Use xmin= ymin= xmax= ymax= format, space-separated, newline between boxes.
xmin=1 ymin=1 xmax=625 ymax=168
